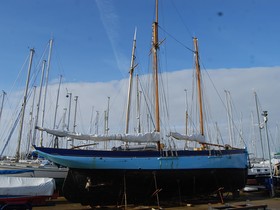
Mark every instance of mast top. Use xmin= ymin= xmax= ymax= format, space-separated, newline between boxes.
xmin=155 ymin=0 xmax=158 ymax=24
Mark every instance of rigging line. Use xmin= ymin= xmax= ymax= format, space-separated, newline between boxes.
xmin=0 ymin=85 xmax=34 ymax=155
xmin=199 ymin=63 xmax=223 ymax=144
xmin=0 ymin=111 xmax=21 ymax=156
xmin=0 ymin=94 xmax=19 ymax=140
xmin=215 ymin=123 xmax=225 ymax=145
xmin=52 ymin=41 xmax=66 ymax=76
xmin=195 ymin=64 xmax=214 ymax=144
xmin=226 ymin=91 xmax=242 ymax=146
xmin=77 ymin=99 xmax=86 ymax=134
xmin=158 ymin=61 xmax=171 ymax=132
xmin=226 ymin=91 xmax=243 ymax=137
xmin=7 ymin=43 xmax=47 ymax=107
xmin=28 ymin=61 xmax=43 ymax=94
xmin=201 ymin=62 xmax=226 ymax=114
xmin=200 ymin=61 xmax=247 ymax=147
xmin=25 ymin=42 xmax=50 ymax=92
xmin=266 ymin=127 xmax=276 ymax=154
xmin=1 ymin=56 xmax=33 ymax=138
xmin=9 ymin=55 xmax=29 ymax=95
xmin=255 ymin=93 xmax=263 ymax=113
xmin=7 ymin=44 xmax=48 ymax=121
xmin=170 ymin=0 xmax=193 ymax=39
xmin=190 ymin=61 xmax=212 ymax=141
xmin=160 ymin=38 xmax=172 ymax=131
xmin=31 ymin=41 xmax=50 ymax=80
xmin=190 ymin=61 xmax=199 ymax=133
xmin=138 ymin=76 xmax=156 ymax=131
xmin=158 ymin=25 xmax=194 ymax=53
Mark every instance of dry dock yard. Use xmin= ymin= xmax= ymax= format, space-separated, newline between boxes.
xmin=32 ymin=189 xmax=280 ymax=210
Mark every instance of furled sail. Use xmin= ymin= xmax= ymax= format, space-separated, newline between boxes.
xmin=169 ymin=132 xmax=235 ymax=149
xmin=36 ymin=126 xmax=160 ymax=143
xmin=169 ymin=132 xmax=205 ymax=143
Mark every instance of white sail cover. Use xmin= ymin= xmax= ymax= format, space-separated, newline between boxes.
xmin=170 ymin=132 xmax=237 ymax=149
xmin=0 ymin=176 xmax=55 ymax=196
xmin=169 ymin=132 xmax=205 ymax=143
xmin=36 ymin=126 xmax=160 ymax=143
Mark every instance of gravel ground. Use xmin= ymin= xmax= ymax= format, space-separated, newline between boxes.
xmin=33 ymin=190 xmax=280 ymax=210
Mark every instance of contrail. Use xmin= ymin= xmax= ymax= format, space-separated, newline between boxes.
xmin=95 ymin=0 xmax=129 ymax=77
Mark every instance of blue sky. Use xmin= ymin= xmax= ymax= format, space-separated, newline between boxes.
xmin=0 ymin=0 xmax=280 ymax=156
xmin=0 ymin=0 xmax=280 ymax=91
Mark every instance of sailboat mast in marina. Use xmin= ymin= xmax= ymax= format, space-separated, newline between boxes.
xmin=15 ymin=48 xmax=35 ymax=162
xmin=32 ymin=60 xmax=46 ymax=146
xmin=153 ymin=0 xmax=160 ymax=134
xmin=40 ymin=39 xmax=54 ymax=147
xmin=125 ymin=29 xmax=137 ymax=134
xmin=0 ymin=91 xmax=6 ymax=126
xmin=194 ymin=37 xmax=204 ymax=137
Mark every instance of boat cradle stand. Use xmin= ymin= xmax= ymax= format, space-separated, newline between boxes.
xmin=122 ymin=172 xmax=162 ymax=209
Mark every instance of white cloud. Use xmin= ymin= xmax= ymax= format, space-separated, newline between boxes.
xmin=1 ymin=66 xmax=280 ymax=158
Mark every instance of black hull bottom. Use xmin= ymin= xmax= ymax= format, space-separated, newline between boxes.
xmin=62 ymin=168 xmax=247 ymax=206
xmin=54 ymin=178 xmax=65 ymax=195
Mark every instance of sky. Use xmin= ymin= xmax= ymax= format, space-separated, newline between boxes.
xmin=1 ymin=0 xmax=280 ymax=87
xmin=0 ymin=0 xmax=280 ymax=157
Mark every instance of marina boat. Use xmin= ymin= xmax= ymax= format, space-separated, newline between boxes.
xmin=246 ymin=159 xmax=271 ymax=189
xmin=0 ymin=160 xmax=67 ymax=179
xmin=247 ymin=154 xmax=280 ymax=188
xmin=34 ymin=0 xmax=248 ymax=206
xmin=0 ymin=176 xmax=56 ymax=208
xmin=0 ymin=159 xmax=68 ymax=195
xmin=35 ymin=146 xmax=248 ymax=205
xmin=0 ymin=168 xmax=34 ymax=177
xmin=248 ymin=159 xmax=270 ymax=179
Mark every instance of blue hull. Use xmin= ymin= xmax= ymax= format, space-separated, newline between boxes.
xmin=34 ymin=146 xmax=248 ymax=170
xmin=34 ymin=146 xmax=248 ymax=205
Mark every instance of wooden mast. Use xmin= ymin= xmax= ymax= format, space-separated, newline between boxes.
xmin=125 ymin=28 xmax=137 ymax=134
xmin=193 ymin=37 xmax=204 ymax=136
xmin=153 ymin=0 xmax=160 ymax=132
